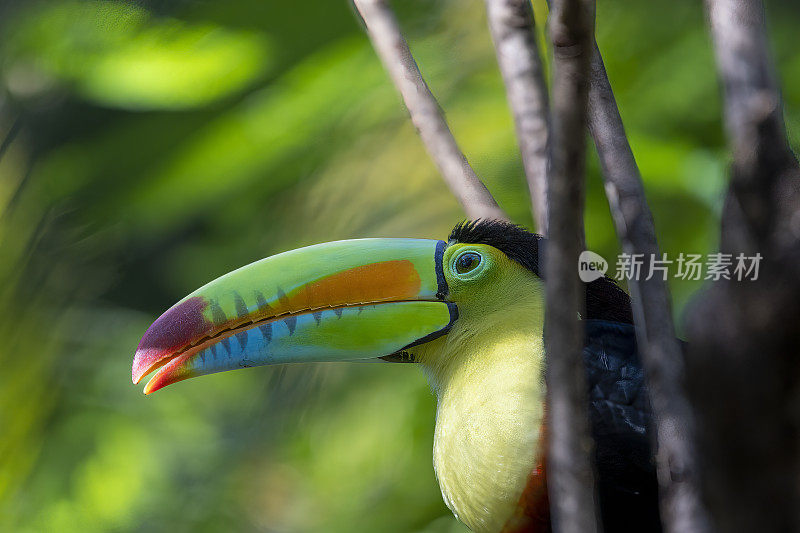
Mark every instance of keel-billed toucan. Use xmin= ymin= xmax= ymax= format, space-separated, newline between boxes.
xmin=132 ymin=220 xmax=660 ymax=532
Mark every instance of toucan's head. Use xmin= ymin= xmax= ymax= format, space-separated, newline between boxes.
xmin=132 ymin=221 xmax=551 ymax=394
xmin=133 ymin=220 xmax=632 ymax=394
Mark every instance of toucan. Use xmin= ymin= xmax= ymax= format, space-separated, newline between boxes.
xmin=132 ymin=220 xmax=660 ymax=533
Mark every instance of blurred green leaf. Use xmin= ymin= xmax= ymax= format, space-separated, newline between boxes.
xmin=4 ymin=1 xmax=271 ymax=109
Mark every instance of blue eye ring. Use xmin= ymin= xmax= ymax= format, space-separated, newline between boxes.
xmin=454 ymin=251 xmax=482 ymax=275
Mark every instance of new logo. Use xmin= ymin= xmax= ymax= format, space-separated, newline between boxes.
xmin=578 ymin=250 xmax=608 ymax=282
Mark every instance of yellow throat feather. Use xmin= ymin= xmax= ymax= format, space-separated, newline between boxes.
xmin=411 ymin=245 xmax=546 ymax=533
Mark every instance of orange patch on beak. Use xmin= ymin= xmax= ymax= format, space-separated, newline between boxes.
xmin=262 ymin=259 xmax=424 ymax=318
xmin=301 ymin=260 xmax=422 ymax=306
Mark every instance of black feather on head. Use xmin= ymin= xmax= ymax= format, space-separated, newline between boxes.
xmin=449 ymin=219 xmax=545 ymax=277
xmin=448 ymin=219 xmax=633 ymax=324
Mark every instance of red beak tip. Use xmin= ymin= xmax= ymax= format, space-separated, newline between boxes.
xmin=143 ymin=374 xmax=171 ymax=395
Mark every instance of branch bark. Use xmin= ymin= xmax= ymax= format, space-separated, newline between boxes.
xmin=544 ymin=0 xmax=600 ymax=532
xmin=485 ymin=0 xmax=550 ymax=233
xmin=586 ymin=46 xmax=710 ymax=533
xmin=685 ymin=1 xmax=800 ymax=531
xmin=353 ymin=0 xmax=508 ymax=221
xmin=705 ymin=0 xmax=800 ymax=248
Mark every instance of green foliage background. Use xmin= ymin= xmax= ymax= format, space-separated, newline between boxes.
xmin=0 ymin=0 xmax=797 ymax=531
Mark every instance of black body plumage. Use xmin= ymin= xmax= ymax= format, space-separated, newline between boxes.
xmin=584 ymin=320 xmax=661 ymax=532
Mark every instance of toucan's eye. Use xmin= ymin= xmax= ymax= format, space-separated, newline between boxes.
xmin=455 ymin=252 xmax=482 ymax=274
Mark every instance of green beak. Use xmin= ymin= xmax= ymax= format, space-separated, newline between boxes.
xmin=132 ymin=239 xmax=454 ymax=394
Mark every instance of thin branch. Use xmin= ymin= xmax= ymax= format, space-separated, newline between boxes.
xmin=544 ymin=0 xmax=599 ymax=532
xmin=485 ymin=0 xmax=550 ymax=233
xmin=586 ymin=47 xmax=710 ymax=533
xmin=685 ymin=1 xmax=800 ymax=531
xmin=353 ymin=0 xmax=508 ymax=221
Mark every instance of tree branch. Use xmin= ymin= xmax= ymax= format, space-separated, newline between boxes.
xmin=685 ymin=1 xmax=800 ymax=531
xmin=353 ymin=0 xmax=508 ymax=221
xmin=544 ymin=0 xmax=599 ymax=532
xmin=705 ymin=0 xmax=800 ymax=248
xmin=586 ymin=46 xmax=710 ymax=533
xmin=485 ymin=0 xmax=550 ymax=233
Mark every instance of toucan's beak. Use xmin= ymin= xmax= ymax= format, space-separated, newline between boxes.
xmin=132 ymin=239 xmax=454 ymax=394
